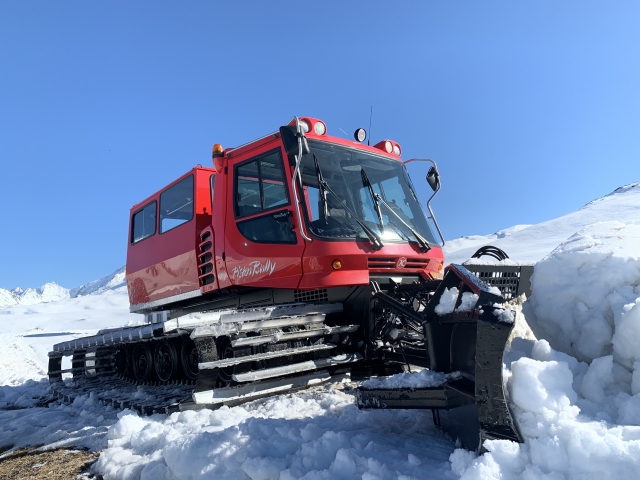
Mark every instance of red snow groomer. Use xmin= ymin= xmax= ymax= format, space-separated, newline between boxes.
xmin=48 ymin=117 xmax=522 ymax=450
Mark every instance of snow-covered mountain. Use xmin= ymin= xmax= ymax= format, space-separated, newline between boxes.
xmin=0 ymin=267 xmax=126 ymax=308
xmin=69 ymin=266 xmax=126 ymax=297
xmin=444 ymin=182 xmax=640 ymax=265
xmin=0 ymin=282 xmax=69 ymax=307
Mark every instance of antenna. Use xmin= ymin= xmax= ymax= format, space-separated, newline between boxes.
xmin=368 ymin=106 xmax=373 ymax=146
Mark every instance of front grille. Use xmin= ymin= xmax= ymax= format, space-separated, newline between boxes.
xmin=368 ymin=257 xmax=430 ymax=269
xmin=294 ymin=289 xmax=329 ymax=303
xmin=405 ymin=258 xmax=429 ymax=268
xmin=368 ymin=257 xmax=396 ymax=269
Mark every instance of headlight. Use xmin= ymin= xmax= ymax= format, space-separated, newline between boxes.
xmin=314 ymin=121 xmax=326 ymax=135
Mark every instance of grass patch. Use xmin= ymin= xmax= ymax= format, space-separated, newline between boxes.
xmin=0 ymin=446 xmax=100 ymax=479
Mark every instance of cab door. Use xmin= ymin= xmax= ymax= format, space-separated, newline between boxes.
xmin=224 ymin=144 xmax=305 ymax=289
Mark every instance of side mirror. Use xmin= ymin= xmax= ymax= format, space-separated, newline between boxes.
xmin=426 ymin=166 xmax=440 ymax=192
xmin=279 ymin=125 xmax=310 ymax=156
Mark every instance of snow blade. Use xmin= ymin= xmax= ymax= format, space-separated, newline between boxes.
xmin=358 ymin=264 xmax=523 ymax=452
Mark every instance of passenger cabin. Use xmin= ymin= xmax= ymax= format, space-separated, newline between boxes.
xmin=126 ymin=167 xmax=216 ymax=311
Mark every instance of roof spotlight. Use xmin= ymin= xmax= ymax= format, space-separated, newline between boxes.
xmin=354 ymin=128 xmax=366 ymax=142
xmin=299 ymin=120 xmax=310 ymax=133
xmin=393 ymin=144 xmax=401 ymax=156
xmin=384 ymin=141 xmax=393 ymax=154
xmin=314 ymin=121 xmax=326 ymax=135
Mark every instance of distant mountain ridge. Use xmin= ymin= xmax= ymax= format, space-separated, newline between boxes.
xmin=444 ymin=181 xmax=640 ymax=265
xmin=0 ymin=266 xmax=126 ymax=308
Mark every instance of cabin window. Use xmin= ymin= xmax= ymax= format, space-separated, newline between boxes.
xmin=131 ymin=201 xmax=156 ymax=244
xmin=235 ymin=150 xmax=289 ymax=218
xmin=160 ymin=175 xmax=194 ymax=234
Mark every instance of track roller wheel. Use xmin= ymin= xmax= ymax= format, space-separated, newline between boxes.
xmin=131 ymin=343 xmax=154 ymax=382
xmin=217 ymin=336 xmax=235 ymax=384
xmin=154 ymin=340 xmax=179 ymax=382
xmin=114 ymin=346 xmax=129 ymax=375
xmin=180 ymin=337 xmax=199 ymax=381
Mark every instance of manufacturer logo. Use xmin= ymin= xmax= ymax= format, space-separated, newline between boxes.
xmin=232 ymin=259 xmax=277 ymax=280
xmin=396 ymin=257 xmax=407 ymax=269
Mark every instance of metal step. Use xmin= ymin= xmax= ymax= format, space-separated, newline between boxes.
xmin=233 ymin=352 xmax=362 ymax=382
xmin=198 ymin=343 xmax=336 ymax=370
xmin=192 ymin=370 xmax=334 ymax=405
xmin=231 ymin=325 xmax=359 ymax=347
xmin=165 ymin=302 xmax=344 ymax=333
xmin=191 ymin=314 xmax=328 ymax=338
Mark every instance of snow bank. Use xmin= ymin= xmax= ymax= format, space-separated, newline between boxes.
xmin=452 ymin=338 xmax=640 ymax=480
xmin=453 ymin=219 xmax=640 ymax=479
xmin=525 ymin=221 xmax=640 ymax=364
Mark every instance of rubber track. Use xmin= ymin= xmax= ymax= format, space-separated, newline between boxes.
xmin=50 ymin=373 xmax=196 ymax=415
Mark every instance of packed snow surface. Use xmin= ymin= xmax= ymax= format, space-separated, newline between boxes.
xmin=1 ymin=182 xmax=640 ymax=479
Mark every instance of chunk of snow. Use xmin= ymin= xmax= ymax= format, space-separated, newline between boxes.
xmin=459 ymin=292 xmax=479 ymax=311
xmin=435 ymin=287 xmax=458 ymax=314
xmin=361 ymin=369 xmax=461 ymax=390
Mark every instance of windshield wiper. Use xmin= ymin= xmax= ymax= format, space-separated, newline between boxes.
xmin=361 ymin=166 xmax=431 ymax=253
xmin=311 ymin=159 xmax=383 ymax=250
xmin=377 ymin=196 xmax=431 ymax=252
xmin=360 ymin=168 xmax=385 ymax=233
xmin=313 ymin=154 xmax=329 ymax=224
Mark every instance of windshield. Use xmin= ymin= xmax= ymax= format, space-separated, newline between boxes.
xmin=299 ymin=140 xmax=441 ymax=246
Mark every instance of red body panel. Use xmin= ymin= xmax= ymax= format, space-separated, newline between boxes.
xmin=125 ymin=120 xmax=445 ymax=310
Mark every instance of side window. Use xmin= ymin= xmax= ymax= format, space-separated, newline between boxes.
xmin=160 ymin=175 xmax=194 ymax=234
xmin=131 ymin=201 xmax=156 ymax=244
xmin=237 ymin=160 xmax=261 ymax=217
xmin=235 ymin=150 xmax=289 ymax=217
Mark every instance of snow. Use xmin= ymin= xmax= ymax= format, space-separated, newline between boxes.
xmin=444 ymin=182 xmax=640 ymax=265
xmin=361 ymin=369 xmax=461 ymax=390
xmin=1 ymin=181 xmax=640 ymax=478
xmin=451 ymin=213 xmax=640 ymax=479
xmin=434 ymin=288 xmax=478 ymax=315
xmin=96 ymin=389 xmax=456 ymax=480
xmin=0 ymin=266 xmax=125 ymax=308
xmin=0 ymin=282 xmax=70 ymax=307
xmin=435 ymin=287 xmax=460 ymax=314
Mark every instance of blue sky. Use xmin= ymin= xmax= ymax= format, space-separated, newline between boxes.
xmin=1 ymin=2 xmax=639 ymax=289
